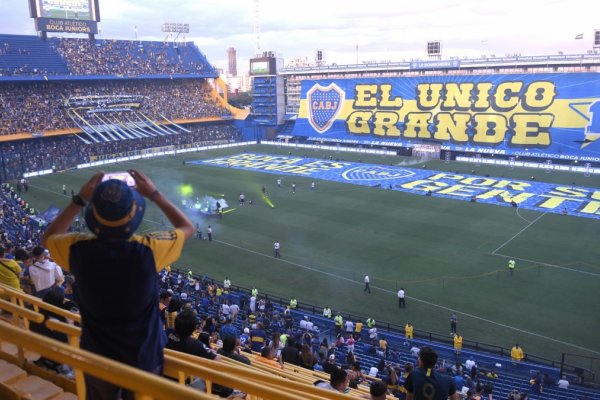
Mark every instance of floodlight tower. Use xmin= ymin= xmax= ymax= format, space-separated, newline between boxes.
xmin=254 ymin=0 xmax=261 ymax=56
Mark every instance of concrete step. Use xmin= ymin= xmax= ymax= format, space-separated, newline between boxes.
xmin=49 ymin=393 xmax=78 ymax=400
xmin=8 ymin=375 xmax=63 ymax=400
xmin=0 ymin=359 xmax=27 ymax=384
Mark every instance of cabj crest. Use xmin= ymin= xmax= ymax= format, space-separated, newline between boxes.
xmin=307 ymin=83 xmax=345 ymax=133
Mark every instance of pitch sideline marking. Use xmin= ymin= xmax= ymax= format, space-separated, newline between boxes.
xmin=213 ymin=239 xmax=600 ymax=355
xmin=491 ymin=212 xmax=546 ymax=255
xmin=493 ymin=253 xmax=600 ymax=277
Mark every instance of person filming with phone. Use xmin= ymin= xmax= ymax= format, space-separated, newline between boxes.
xmin=42 ymin=169 xmax=194 ymax=400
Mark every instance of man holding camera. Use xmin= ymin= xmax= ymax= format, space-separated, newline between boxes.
xmin=43 ymin=169 xmax=194 ymax=399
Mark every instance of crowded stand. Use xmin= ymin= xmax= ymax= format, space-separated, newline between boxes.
xmin=0 ymin=34 xmax=214 ymax=77
xmin=150 ymin=268 xmax=600 ymax=400
xmin=0 ymin=79 xmax=232 ymax=135
xmin=2 ymin=242 xmax=598 ymax=399
xmin=0 ymin=182 xmax=40 ymax=249
xmin=0 ymin=124 xmax=240 ymax=181
xmin=53 ymin=38 xmax=212 ymax=77
xmin=0 ymin=21 xmax=597 ymax=400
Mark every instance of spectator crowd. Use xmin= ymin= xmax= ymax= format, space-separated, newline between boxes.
xmin=0 ymin=79 xmax=231 ymax=135
xmin=54 ymin=38 xmax=211 ymax=77
xmin=0 ymin=123 xmax=240 ymax=181
xmin=0 ymin=36 xmax=213 ymax=77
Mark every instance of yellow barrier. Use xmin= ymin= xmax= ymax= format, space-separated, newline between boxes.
xmin=0 ymin=283 xmax=396 ymax=399
xmin=0 ymin=323 xmax=211 ymax=400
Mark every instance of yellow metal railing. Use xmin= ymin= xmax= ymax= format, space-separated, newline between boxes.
xmin=0 ymin=283 xmax=349 ymax=399
xmin=1 ymin=283 xmax=400 ymax=399
xmin=0 ymin=322 xmax=212 ymax=400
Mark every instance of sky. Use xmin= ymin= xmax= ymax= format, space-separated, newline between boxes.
xmin=1 ymin=0 xmax=598 ymax=73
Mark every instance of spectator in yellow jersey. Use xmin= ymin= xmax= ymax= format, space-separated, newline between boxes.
xmin=355 ymin=320 xmax=363 ymax=335
xmin=511 ymin=344 xmax=524 ymax=362
xmin=0 ymin=245 xmax=22 ymax=290
xmin=405 ymin=321 xmax=414 ymax=339
xmin=454 ymin=333 xmax=463 ymax=357
xmin=42 ymin=170 xmax=194 ymax=399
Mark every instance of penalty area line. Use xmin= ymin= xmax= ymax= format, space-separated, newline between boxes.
xmin=213 ymin=238 xmax=600 ymax=355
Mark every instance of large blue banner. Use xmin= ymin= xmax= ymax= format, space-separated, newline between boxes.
xmin=292 ymin=73 xmax=600 ymax=162
xmin=195 ymin=153 xmax=600 ymax=220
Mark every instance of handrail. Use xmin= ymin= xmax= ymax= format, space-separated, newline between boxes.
xmin=30 ymin=313 xmax=352 ymax=400
xmin=164 ymin=353 xmax=322 ymax=400
xmin=0 ymin=298 xmax=45 ymax=324
xmin=0 ymin=284 xmax=349 ymax=399
xmin=165 ymin=349 xmax=354 ymax=400
xmin=0 ymin=323 xmax=211 ymax=400
xmin=0 ymin=285 xmax=81 ymax=323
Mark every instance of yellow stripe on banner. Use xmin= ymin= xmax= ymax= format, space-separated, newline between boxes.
xmin=299 ymin=98 xmax=594 ymax=129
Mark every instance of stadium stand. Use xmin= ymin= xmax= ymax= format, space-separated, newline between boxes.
xmin=1 ymin=183 xmax=40 ymax=248
xmin=0 ymin=34 xmax=215 ymax=78
xmin=1 ymin=185 xmax=600 ymax=398
xmin=0 ymin=80 xmax=231 ymax=136
xmin=53 ymin=38 xmax=214 ymax=77
xmin=1 ymin=29 xmax=598 ymax=400
xmin=0 ymin=34 xmax=69 ymax=76
xmin=155 ymin=267 xmax=600 ymax=400
xmin=0 ymin=124 xmax=240 ymax=182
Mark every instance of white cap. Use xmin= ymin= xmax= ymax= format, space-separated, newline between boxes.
xmin=329 ymin=354 xmax=335 ymax=360
xmin=244 ymin=328 xmax=250 ymax=334
xmin=180 ymin=293 xmax=188 ymax=300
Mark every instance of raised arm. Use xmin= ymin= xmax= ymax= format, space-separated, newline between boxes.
xmin=42 ymin=172 xmax=104 ymax=247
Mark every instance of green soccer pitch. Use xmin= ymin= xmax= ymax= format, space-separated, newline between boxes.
xmin=20 ymin=145 xmax=600 ymax=367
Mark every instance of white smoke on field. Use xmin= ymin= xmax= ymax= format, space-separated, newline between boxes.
xmin=190 ymin=196 xmax=229 ymax=213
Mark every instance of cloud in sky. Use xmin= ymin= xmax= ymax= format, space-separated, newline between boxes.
xmin=1 ymin=0 xmax=598 ymax=72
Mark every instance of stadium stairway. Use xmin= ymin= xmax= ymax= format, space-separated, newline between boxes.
xmin=0 ymin=334 xmax=77 ymax=400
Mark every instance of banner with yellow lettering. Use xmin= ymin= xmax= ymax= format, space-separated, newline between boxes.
xmin=197 ymin=153 xmax=600 ymax=220
xmin=294 ymin=73 xmax=600 ymax=162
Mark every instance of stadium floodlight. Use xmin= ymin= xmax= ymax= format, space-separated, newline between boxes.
xmin=161 ymin=22 xmax=190 ymax=45
xmin=161 ymin=23 xmax=189 ymax=34
xmin=427 ymin=41 xmax=442 ymax=60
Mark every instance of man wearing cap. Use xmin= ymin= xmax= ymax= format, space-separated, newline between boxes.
xmin=42 ymin=170 xmax=194 ymax=399
xmin=239 ymin=327 xmax=251 ymax=350
xmin=322 ymin=353 xmax=339 ymax=374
